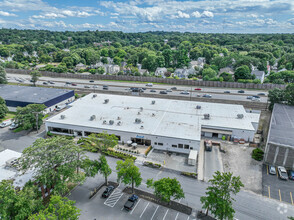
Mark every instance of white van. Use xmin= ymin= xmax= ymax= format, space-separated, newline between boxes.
xmin=146 ymin=83 xmax=153 ymax=87
xmin=0 ymin=119 xmax=12 ymax=128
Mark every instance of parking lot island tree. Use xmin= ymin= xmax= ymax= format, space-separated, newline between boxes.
xmin=200 ymin=171 xmax=244 ymax=220
xmin=14 ymin=103 xmax=46 ymax=130
xmin=0 ymin=66 xmax=7 ymax=84
xmin=86 ymin=131 xmax=118 ymax=153
xmin=0 ymin=96 xmax=8 ymax=119
xmin=99 ymin=155 xmax=112 ymax=185
xmin=146 ymin=177 xmax=185 ymax=205
xmin=0 ymin=180 xmax=43 ymax=220
xmin=30 ymin=70 xmax=42 ymax=87
xmin=29 ymin=195 xmax=80 ymax=220
xmin=116 ymin=159 xmax=142 ymax=193
xmin=18 ymin=136 xmax=87 ymax=199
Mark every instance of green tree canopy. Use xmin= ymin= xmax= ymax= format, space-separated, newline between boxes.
xmin=30 ymin=70 xmax=42 ymax=86
xmin=234 ymin=65 xmax=253 ymax=81
xmin=0 ymin=66 xmax=7 ymax=84
xmin=86 ymin=132 xmax=118 ymax=153
xmin=147 ymin=177 xmax=185 ymax=204
xmin=0 ymin=96 xmax=8 ymax=119
xmin=202 ymin=67 xmax=217 ymax=81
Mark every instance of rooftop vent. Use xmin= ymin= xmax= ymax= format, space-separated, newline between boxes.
xmin=90 ymin=115 xmax=96 ymax=121
xmin=103 ymin=120 xmax=107 ymax=124
xmin=196 ymin=105 xmax=201 ymax=109
xmin=135 ymin=118 xmax=142 ymax=123
xmin=140 ymin=125 xmax=144 ymax=129
xmin=104 ymin=99 xmax=109 ymax=104
xmin=140 ymin=107 xmax=143 ymax=111
xmin=92 ymin=94 xmax=97 ymax=98
xmin=237 ymin=114 xmax=244 ymax=119
xmin=151 ymin=100 xmax=155 ymax=104
xmin=109 ymin=120 xmax=114 ymax=125
xmin=152 ymin=113 xmax=155 ymax=117
xmin=117 ymin=121 xmax=121 ymax=126
xmin=60 ymin=115 xmax=66 ymax=119
xmin=137 ymin=112 xmax=141 ymax=115
xmin=204 ymin=114 xmax=210 ymax=120
xmin=117 ymin=116 xmax=121 ymax=120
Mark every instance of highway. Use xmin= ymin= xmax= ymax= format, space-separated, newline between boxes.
xmin=7 ymin=73 xmax=269 ymax=109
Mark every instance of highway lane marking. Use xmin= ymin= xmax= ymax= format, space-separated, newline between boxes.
xmin=266 ymin=165 xmax=269 ymax=175
xmin=163 ymin=209 xmax=169 ymax=220
xmin=268 ymin=186 xmax=271 ymax=199
xmin=150 ymin=205 xmax=159 ymax=220
xmin=140 ymin=202 xmax=149 ymax=218
xmin=279 ymin=189 xmax=282 ymax=202
xmin=130 ymin=199 xmax=141 ymax=214
xmin=290 ymin=192 xmax=293 ymax=205
xmin=175 ymin=212 xmax=179 ymax=220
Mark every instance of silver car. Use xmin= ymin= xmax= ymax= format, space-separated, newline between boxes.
xmin=278 ymin=166 xmax=288 ymax=180
xmin=269 ymin=165 xmax=276 ymax=175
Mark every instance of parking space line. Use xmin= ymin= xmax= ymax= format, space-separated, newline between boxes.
xmin=150 ymin=205 xmax=159 ymax=220
xmin=266 ymin=165 xmax=269 ymax=175
xmin=278 ymin=189 xmax=282 ymax=202
xmin=268 ymin=186 xmax=271 ymax=199
xmin=130 ymin=199 xmax=141 ymax=214
xmin=175 ymin=212 xmax=179 ymax=220
xmin=140 ymin=202 xmax=149 ymax=218
xmin=163 ymin=209 xmax=169 ymax=220
xmin=276 ymin=169 xmax=278 ymax=177
xmin=186 ymin=216 xmax=189 ymax=220
xmin=290 ymin=192 xmax=293 ymax=205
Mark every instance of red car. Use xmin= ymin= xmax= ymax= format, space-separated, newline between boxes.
xmin=194 ymin=88 xmax=202 ymax=91
xmin=71 ymin=83 xmax=77 ymax=86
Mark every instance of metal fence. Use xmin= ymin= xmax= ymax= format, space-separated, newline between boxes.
xmin=6 ymin=68 xmax=286 ymax=90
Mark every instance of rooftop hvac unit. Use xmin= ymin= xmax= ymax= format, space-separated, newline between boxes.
xmin=103 ymin=120 xmax=107 ymax=124
xmin=60 ymin=115 xmax=66 ymax=119
xmin=5 ymin=157 xmax=18 ymax=167
xmin=237 ymin=114 xmax=244 ymax=119
xmin=90 ymin=115 xmax=96 ymax=121
xmin=135 ymin=118 xmax=142 ymax=123
xmin=117 ymin=121 xmax=121 ymax=126
xmin=137 ymin=112 xmax=141 ymax=115
xmin=140 ymin=107 xmax=143 ymax=111
xmin=151 ymin=100 xmax=155 ymax=104
xmin=109 ymin=120 xmax=114 ymax=125
xmin=92 ymin=94 xmax=97 ymax=98
xmin=196 ymin=105 xmax=201 ymax=109
xmin=104 ymin=99 xmax=109 ymax=104
xmin=140 ymin=125 xmax=144 ymax=129
xmin=117 ymin=116 xmax=121 ymax=120
xmin=204 ymin=114 xmax=210 ymax=120
xmin=152 ymin=113 xmax=155 ymax=117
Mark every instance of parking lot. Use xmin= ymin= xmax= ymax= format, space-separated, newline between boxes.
xmin=70 ymin=184 xmax=192 ymax=220
xmin=262 ymin=164 xmax=294 ymax=205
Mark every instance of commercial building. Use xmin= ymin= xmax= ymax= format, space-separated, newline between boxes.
xmin=264 ymin=104 xmax=294 ymax=169
xmin=45 ymin=94 xmax=260 ymax=154
xmin=0 ymin=84 xmax=75 ymax=112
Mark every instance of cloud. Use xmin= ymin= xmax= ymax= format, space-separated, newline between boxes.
xmin=288 ymin=18 xmax=294 ymax=25
xmin=191 ymin=11 xmax=201 ymax=18
xmin=0 ymin=10 xmax=17 ymax=17
xmin=201 ymin=10 xmax=214 ymax=18
xmin=176 ymin=11 xmax=190 ymax=18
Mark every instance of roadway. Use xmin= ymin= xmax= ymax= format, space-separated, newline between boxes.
xmin=6 ymin=73 xmax=268 ymax=105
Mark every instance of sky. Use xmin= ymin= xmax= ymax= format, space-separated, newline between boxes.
xmin=0 ymin=0 xmax=294 ymax=33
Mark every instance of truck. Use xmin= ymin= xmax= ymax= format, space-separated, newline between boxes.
xmin=204 ymin=140 xmax=212 ymax=151
xmin=124 ymin=194 xmax=138 ymax=211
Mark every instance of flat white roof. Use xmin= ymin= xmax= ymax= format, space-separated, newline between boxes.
xmin=46 ymin=94 xmax=260 ymax=141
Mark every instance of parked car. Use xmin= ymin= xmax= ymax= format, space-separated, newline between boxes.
xmin=257 ymin=93 xmax=266 ymax=96
xmin=89 ymin=80 xmax=94 ymax=83
xmin=71 ymin=83 xmax=77 ymax=86
xmin=238 ymin=90 xmax=245 ymax=93
xmin=102 ymin=185 xmax=114 ymax=198
xmin=124 ymin=195 xmax=138 ymax=211
xmin=203 ymin=94 xmax=212 ymax=98
xmin=103 ymin=85 xmax=109 ymax=90
xmin=56 ymin=105 xmax=67 ymax=111
xmin=160 ymin=91 xmax=167 ymax=94
xmin=0 ymin=120 xmax=12 ymax=128
xmin=288 ymin=170 xmax=294 ymax=180
xmin=171 ymin=87 xmax=177 ymax=90
xmin=224 ymin=91 xmax=230 ymax=93
xmin=146 ymin=83 xmax=153 ymax=87
xmin=180 ymin=91 xmax=190 ymax=95
xmin=204 ymin=140 xmax=212 ymax=151
xmin=269 ymin=165 xmax=276 ymax=175
xmin=247 ymin=96 xmax=253 ymax=99
xmin=195 ymin=88 xmax=202 ymax=91
xmin=278 ymin=166 xmax=288 ymax=180
xmin=150 ymin=89 xmax=156 ymax=92
xmin=84 ymin=85 xmax=90 ymax=88
xmin=9 ymin=123 xmax=19 ymax=130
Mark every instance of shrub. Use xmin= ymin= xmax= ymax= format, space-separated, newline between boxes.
xmin=145 ymin=146 xmax=152 ymax=156
xmin=252 ymin=148 xmax=264 ymax=161
xmin=103 ymin=149 xmax=137 ymax=161
xmin=47 ymin=131 xmax=53 ymax=137
xmin=143 ymin=161 xmax=161 ymax=168
xmin=181 ymin=172 xmax=197 ymax=179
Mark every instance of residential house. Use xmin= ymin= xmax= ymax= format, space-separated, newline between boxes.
xmin=174 ymin=68 xmax=189 ymax=79
xmin=90 ymin=62 xmax=104 ymax=69
xmin=105 ymin=64 xmax=120 ymax=74
xmin=137 ymin=64 xmax=142 ymax=70
xmin=219 ymin=67 xmax=234 ymax=76
xmin=251 ymin=70 xmax=265 ymax=83
xmin=32 ymin=51 xmax=38 ymax=58
xmin=23 ymin=52 xmax=29 ymax=57
xmin=190 ymin=57 xmax=206 ymax=69
xmin=121 ymin=61 xmax=127 ymax=67
xmin=75 ymin=63 xmax=87 ymax=71
xmin=62 ymin=49 xmax=70 ymax=52
xmin=278 ymin=68 xmax=287 ymax=72
xmin=139 ymin=69 xmax=149 ymax=75
xmin=155 ymin=67 xmax=167 ymax=77
xmin=106 ymin=57 xmax=113 ymax=64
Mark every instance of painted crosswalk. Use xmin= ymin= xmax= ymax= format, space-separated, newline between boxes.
xmin=104 ymin=189 xmax=124 ymax=208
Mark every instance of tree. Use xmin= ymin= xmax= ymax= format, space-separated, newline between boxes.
xmin=202 ymin=67 xmax=217 ymax=81
xmin=86 ymin=131 xmax=118 ymax=153
xmin=200 ymin=171 xmax=244 ymax=220
xmin=29 ymin=195 xmax=80 ymax=220
xmin=147 ymin=177 xmax=185 ymax=204
xmin=234 ymin=65 xmax=252 ymax=81
xmin=18 ymin=136 xmax=86 ymax=198
xmin=0 ymin=180 xmax=43 ymax=220
xmin=97 ymin=66 xmax=105 ymax=74
xmin=30 ymin=70 xmax=41 ymax=86
xmin=285 ymin=83 xmax=294 ymax=106
xmin=14 ymin=104 xmax=46 ymax=130
xmin=0 ymin=96 xmax=8 ymax=119
xmin=99 ymin=155 xmax=112 ymax=185
xmin=116 ymin=159 xmax=142 ymax=193
xmin=0 ymin=66 xmax=7 ymax=84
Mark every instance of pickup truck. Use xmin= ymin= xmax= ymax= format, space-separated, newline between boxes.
xmin=204 ymin=140 xmax=212 ymax=151
xmin=124 ymin=195 xmax=138 ymax=211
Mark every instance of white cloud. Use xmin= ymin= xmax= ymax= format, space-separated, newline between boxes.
xmin=288 ymin=18 xmax=294 ymax=25
xmin=0 ymin=10 xmax=17 ymax=17
xmin=191 ymin=11 xmax=201 ymax=18
xmin=176 ymin=11 xmax=190 ymax=18
xmin=201 ymin=10 xmax=214 ymax=18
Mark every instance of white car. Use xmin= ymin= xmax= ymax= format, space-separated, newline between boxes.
xmin=0 ymin=120 xmax=12 ymax=128
xmin=180 ymin=91 xmax=190 ymax=95
xmin=278 ymin=166 xmax=288 ymax=180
